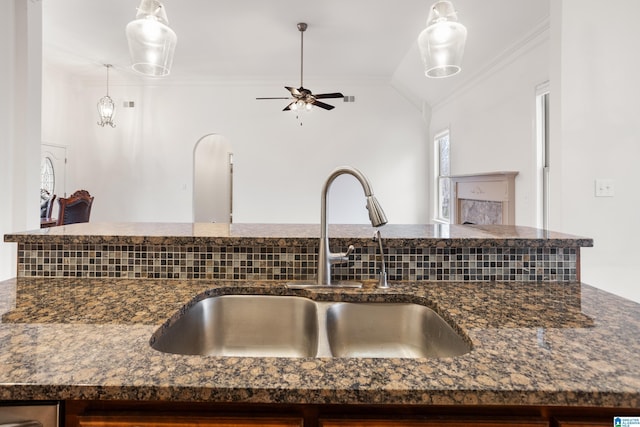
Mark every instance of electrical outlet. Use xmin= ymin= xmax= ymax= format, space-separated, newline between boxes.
xmin=595 ymin=179 xmax=615 ymax=197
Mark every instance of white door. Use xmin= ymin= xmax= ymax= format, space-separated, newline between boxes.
xmin=41 ymin=144 xmax=67 ymax=219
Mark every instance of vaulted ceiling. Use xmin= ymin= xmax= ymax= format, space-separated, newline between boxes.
xmin=42 ymin=0 xmax=550 ymax=107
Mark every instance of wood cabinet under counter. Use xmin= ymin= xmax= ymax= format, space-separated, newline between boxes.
xmin=63 ymin=401 xmax=640 ymax=427
xmin=77 ymin=415 xmax=303 ymax=427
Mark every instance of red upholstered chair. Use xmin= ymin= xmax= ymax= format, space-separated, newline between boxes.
xmin=56 ymin=190 xmax=94 ymax=226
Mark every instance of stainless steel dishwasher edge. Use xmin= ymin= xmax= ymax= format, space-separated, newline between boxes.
xmin=0 ymin=403 xmax=59 ymax=427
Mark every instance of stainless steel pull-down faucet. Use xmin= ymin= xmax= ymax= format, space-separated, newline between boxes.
xmin=288 ymin=166 xmax=387 ymax=289
xmin=318 ymin=166 xmax=387 ymax=286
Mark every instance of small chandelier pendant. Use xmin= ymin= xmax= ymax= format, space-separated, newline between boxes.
xmin=97 ymin=64 xmax=116 ymax=128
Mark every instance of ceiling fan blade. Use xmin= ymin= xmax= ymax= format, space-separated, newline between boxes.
xmin=314 ymin=92 xmax=344 ymax=99
xmin=286 ymin=86 xmax=302 ymax=96
xmin=311 ymin=100 xmax=335 ymax=110
xmin=256 ymin=97 xmax=291 ymax=100
xmin=283 ymin=102 xmax=295 ymax=111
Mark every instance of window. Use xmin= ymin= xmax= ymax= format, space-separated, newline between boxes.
xmin=40 ymin=156 xmax=55 ymax=202
xmin=535 ymin=82 xmax=550 ymax=229
xmin=434 ymin=130 xmax=451 ymax=222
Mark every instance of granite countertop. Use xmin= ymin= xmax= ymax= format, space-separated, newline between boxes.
xmin=4 ymin=222 xmax=593 ymax=248
xmin=1 ymin=277 xmax=638 ymax=407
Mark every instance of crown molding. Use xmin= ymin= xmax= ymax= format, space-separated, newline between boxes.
xmin=432 ymin=17 xmax=550 ymax=112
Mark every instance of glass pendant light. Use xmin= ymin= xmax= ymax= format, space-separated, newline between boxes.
xmin=418 ymin=1 xmax=467 ymax=78
xmin=126 ymin=0 xmax=177 ymax=77
xmin=97 ymin=64 xmax=115 ymax=128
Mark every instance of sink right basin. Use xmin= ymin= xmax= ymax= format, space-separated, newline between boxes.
xmin=325 ymin=302 xmax=471 ymax=358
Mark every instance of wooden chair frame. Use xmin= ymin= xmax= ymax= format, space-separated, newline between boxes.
xmin=57 ymin=190 xmax=94 ymax=226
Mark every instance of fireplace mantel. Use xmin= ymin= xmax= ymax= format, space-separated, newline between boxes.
xmin=449 ymin=171 xmax=518 ymax=225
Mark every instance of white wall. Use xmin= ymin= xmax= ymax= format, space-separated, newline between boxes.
xmin=429 ymin=34 xmax=550 ymax=227
xmin=0 ymin=0 xmax=15 ymax=282
xmin=550 ymin=0 xmax=640 ymax=302
xmin=0 ymin=0 xmax=41 ymax=282
xmin=41 ymin=61 xmax=85 ymax=156
xmin=10 ymin=0 xmax=640 ymax=305
xmin=427 ymin=0 xmax=640 ymax=303
xmin=43 ymin=75 xmax=429 ymax=226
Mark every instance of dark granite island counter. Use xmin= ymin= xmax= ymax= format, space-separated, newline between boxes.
xmin=4 ymin=223 xmax=637 ymax=425
xmin=4 ymin=222 xmax=593 ymax=247
xmin=0 ymin=277 xmax=639 ymax=420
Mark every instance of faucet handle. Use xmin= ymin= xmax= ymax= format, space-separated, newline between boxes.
xmin=344 ymin=244 xmax=355 ymax=257
xmin=330 ymin=244 xmax=355 ymax=264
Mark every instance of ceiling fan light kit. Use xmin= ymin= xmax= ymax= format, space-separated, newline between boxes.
xmin=256 ymin=22 xmax=344 ymax=118
xmin=418 ymin=0 xmax=467 ymax=78
xmin=126 ymin=0 xmax=177 ymax=77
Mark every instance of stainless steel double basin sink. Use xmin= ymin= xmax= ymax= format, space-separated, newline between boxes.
xmin=151 ymin=295 xmax=471 ymax=359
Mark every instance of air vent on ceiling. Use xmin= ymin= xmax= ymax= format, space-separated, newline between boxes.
xmin=343 ymin=96 xmax=355 ymax=102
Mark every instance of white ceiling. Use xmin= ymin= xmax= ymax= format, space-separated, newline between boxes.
xmin=42 ymin=0 xmax=550 ymax=106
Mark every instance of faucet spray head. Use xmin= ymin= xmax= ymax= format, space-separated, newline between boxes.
xmin=366 ymin=195 xmax=388 ymax=227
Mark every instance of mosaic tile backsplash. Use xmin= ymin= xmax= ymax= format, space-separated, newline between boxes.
xmin=17 ymin=243 xmax=579 ymax=283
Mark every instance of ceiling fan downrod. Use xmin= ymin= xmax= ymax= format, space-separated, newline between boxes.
xmin=297 ymin=22 xmax=307 ymax=88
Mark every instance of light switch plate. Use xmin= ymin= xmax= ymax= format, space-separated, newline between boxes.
xmin=595 ymin=179 xmax=615 ymax=197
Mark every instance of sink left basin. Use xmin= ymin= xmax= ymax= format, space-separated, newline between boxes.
xmin=151 ymin=295 xmax=319 ymax=357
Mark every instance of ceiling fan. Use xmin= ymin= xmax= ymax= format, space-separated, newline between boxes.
xmin=256 ymin=22 xmax=344 ymax=112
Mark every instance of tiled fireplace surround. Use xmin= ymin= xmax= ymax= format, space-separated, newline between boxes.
xmin=16 ymin=241 xmax=579 ymax=283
